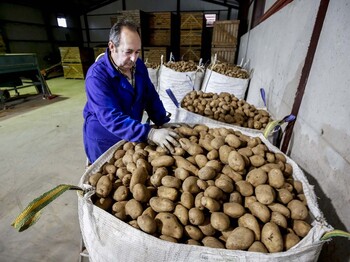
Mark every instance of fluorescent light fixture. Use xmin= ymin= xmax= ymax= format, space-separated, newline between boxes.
xmin=57 ymin=17 xmax=67 ymax=28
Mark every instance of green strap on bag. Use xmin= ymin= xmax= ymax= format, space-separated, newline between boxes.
xmin=321 ymin=229 xmax=350 ymax=241
xmin=12 ymin=184 xmax=83 ymax=232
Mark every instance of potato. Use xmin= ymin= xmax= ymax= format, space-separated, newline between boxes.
xmin=157 ymin=186 xmax=178 ymax=201
xmin=270 ymin=211 xmax=288 ymax=228
xmin=284 ymin=229 xmax=301 ymax=250
xmin=173 ymin=156 xmax=199 ymax=175
xmin=222 ymin=165 xmax=243 ymax=182
xmin=112 ymin=201 xmax=127 ymax=220
xmin=172 ymin=147 xmax=186 ymax=156
xmin=268 ymin=168 xmax=285 ymax=189
xmin=132 ymin=183 xmax=151 ymax=202
xmin=105 ymin=164 xmax=117 ymax=175
xmin=173 ymin=204 xmax=189 ymax=225
xmin=184 ymin=225 xmax=204 ymax=241
xmin=202 ymin=236 xmax=225 ymax=249
xmin=292 ymin=180 xmax=303 ymax=194
xmin=179 ymin=138 xmax=204 ymax=156
xmin=226 ymin=227 xmax=255 ymax=250
xmin=248 ymin=241 xmax=268 ymax=253
xmin=211 ymin=136 xmax=225 ymax=150
xmin=228 ymin=151 xmax=245 ymax=172
xmin=204 ymin=186 xmax=224 ymax=200
xmin=182 ymin=176 xmax=200 ymax=194
xmin=174 ymin=167 xmax=190 ymax=181
xmin=177 ymin=126 xmax=198 ymax=137
xmin=142 ymin=206 xmax=157 ymax=219
xmin=205 ymin=160 xmax=222 ymax=173
xmin=246 ymin=168 xmax=268 ymax=187
xmin=150 ymin=167 xmax=168 ymax=187
xmin=149 ymin=197 xmax=174 ymax=212
xmin=249 ymin=155 xmax=266 ymax=167
xmin=293 ymin=220 xmax=311 ymax=237
xmin=129 ymin=167 xmax=148 ymax=193
xmin=186 ymin=239 xmax=202 ymax=246
xmin=114 ymin=149 xmax=126 ymax=159
xmin=284 ymin=163 xmax=293 ymax=177
xmin=96 ymin=175 xmax=113 ymax=198
xmin=136 ymin=158 xmax=152 ymax=175
xmin=255 ymin=184 xmax=276 ymax=205
xmin=194 ymin=154 xmax=208 ymax=168
xmin=198 ymin=218 xmax=216 ymax=236
xmin=125 ymin=199 xmax=143 ymax=219
xmin=113 ymin=185 xmax=129 ymax=201
xmin=180 ymin=191 xmax=195 ymax=209
xmin=268 ymin=203 xmax=291 ymax=218
xmin=226 ymin=191 xmax=240 ymax=204
xmin=207 ymin=149 xmax=219 ymax=160
xmin=238 ymin=213 xmax=261 ymax=241
xmin=223 ymin=202 xmax=246 ymax=218
xmin=261 ymin=222 xmax=283 ymax=253
xmin=94 ymin=197 xmax=113 ymax=211
xmin=248 ymin=201 xmax=271 ymax=223
xmin=215 ymin=178 xmax=234 ymax=193
xmin=194 ymin=192 xmax=205 ymax=210
xmin=155 ymin=212 xmax=183 ymax=239
xmin=201 ymin=196 xmax=221 ymax=212
xmin=235 ymin=180 xmax=254 ymax=196
xmin=219 ymin=145 xmax=232 ymax=164
xmin=225 ymin=133 xmax=241 ymax=148
xmin=275 ymin=152 xmax=286 ymax=163
xmin=197 ymin=179 xmax=208 ymax=191
xmin=161 ymin=176 xmax=181 ymax=189
xmin=210 ymin=212 xmax=230 ymax=231
xmin=287 ymin=200 xmax=309 ymax=220
xmin=151 ymin=155 xmax=175 ymax=167
xmin=188 ymin=208 xmax=205 ymax=226
xmin=198 ymin=166 xmax=217 ymax=180
xmin=277 ymin=188 xmax=293 ymax=204
xmin=128 ymin=220 xmax=139 ymax=229
xmin=89 ymin=172 xmax=103 ymax=186
xmin=244 ymin=196 xmax=257 ymax=208
xmin=159 ymin=235 xmax=178 ymax=243
xmin=137 ymin=214 xmax=157 ymax=234
xmin=238 ymin=147 xmax=253 ymax=157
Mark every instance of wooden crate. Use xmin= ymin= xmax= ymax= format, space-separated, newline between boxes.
xmin=62 ymin=63 xmax=91 ymax=79
xmin=180 ymin=29 xmax=202 ymax=46
xmin=181 ymin=12 xmax=203 ymax=30
xmin=212 ymin=20 xmax=240 ymax=47
xmin=93 ymin=47 xmax=107 ymax=60
xmin=59 ymin=47 xmax=93 ymax=63
xmin=148 ymin=29 xmax=171 ymax=46
xmin=211 ymin=47 xmax=237 ymax=64
xmin=148 ymin=12 xmax=172 ymax=29
xmin=180 ymin=46 xmax=201 ymax=62
xmin=110 ymin=10 xmax=144 ymax=26
xmin=143 ymin=46 xmax=168 ymax=64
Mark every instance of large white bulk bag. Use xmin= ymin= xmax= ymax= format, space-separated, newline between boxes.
xmin=158 ymin=62 xmax=205 ymax=119
xmin=78 ymin=122 xmax=333 ymax=262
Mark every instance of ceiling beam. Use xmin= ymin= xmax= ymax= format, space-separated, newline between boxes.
xmin=201 ymin=0 xmax=239 ymax=9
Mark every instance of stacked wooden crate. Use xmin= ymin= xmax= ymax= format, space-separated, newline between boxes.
xmin=211 ymin=20 xmax=240 ymax=64
xmin=143 ymin=12 xmax=172 ymax=64
xmin=179 ymin=12 xmax=203 ymax=62
xmin=59 ymin=47 xmax=94 ymax=79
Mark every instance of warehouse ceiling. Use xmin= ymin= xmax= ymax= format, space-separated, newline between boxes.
xmin=3 ymin=0 xmax=240 ymax=15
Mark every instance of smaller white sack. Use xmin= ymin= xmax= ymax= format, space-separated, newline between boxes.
xmin=201 ymin=68 xmax=249 ymax=99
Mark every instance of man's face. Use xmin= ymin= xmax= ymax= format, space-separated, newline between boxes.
xmin=109 ymin=27 xmax=141 ymax=70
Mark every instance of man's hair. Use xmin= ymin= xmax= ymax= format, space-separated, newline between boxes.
xmin=109 ymin=18 xmax=140 ymax=47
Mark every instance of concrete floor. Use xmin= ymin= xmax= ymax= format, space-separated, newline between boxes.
xmin=1 ymin=77 xmax=88 ymax=262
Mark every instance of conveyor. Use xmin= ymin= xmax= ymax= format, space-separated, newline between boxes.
xmin=0 ymin=53 xmax=54 ymax=108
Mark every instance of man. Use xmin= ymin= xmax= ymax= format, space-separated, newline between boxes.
xmin=83 ymin=18 xmax=179 ymax=163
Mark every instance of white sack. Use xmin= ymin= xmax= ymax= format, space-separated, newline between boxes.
xmin=201 ymin=68 xmax=249 ymax=99
xmin=158 ymin=64 xmax=204 ymax=119
xmin=78 ymin=123 xmax=333 ymax=262
xmin=147 ymin=67 xmax=159 ymax=92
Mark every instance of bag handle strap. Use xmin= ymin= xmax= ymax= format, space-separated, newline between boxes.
xmin=12 ymin=184 xmax=83 ymax=232
xmin=321 ymin=229 xmax=350 ymax=241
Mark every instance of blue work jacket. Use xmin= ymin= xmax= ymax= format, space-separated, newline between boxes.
xmin=83 ymin=50 xmax=169 ymax=163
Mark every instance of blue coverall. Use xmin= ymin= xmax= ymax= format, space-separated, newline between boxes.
xmin=83 ymin=50 xmax=170 ymax=163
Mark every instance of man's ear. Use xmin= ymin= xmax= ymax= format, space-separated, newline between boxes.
xmin=108 ymin=41 xmax=115 ymax=52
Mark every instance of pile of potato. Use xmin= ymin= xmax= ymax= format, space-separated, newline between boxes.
xmin=181 ymin=90 xmax=272 ymax=130
xmin=210 ymin=62 xmax=249 ymax=79
xmin=89 ymin=124 xmax=311 ymax=253
xmin=145 ymin=62 xmax=160 ymax=70
xmin=164 ymin=61 xmax=199 ymax=72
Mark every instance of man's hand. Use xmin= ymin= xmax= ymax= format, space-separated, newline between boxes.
xmin=147 ymin=128 xmax=180 ymax=153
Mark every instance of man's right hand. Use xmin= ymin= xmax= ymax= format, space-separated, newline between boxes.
xmin=147 ymin=128 xmax=180 ymax=153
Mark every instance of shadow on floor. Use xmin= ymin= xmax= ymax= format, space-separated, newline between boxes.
xmin=0 ymin=93 xmax=68 ymax=121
